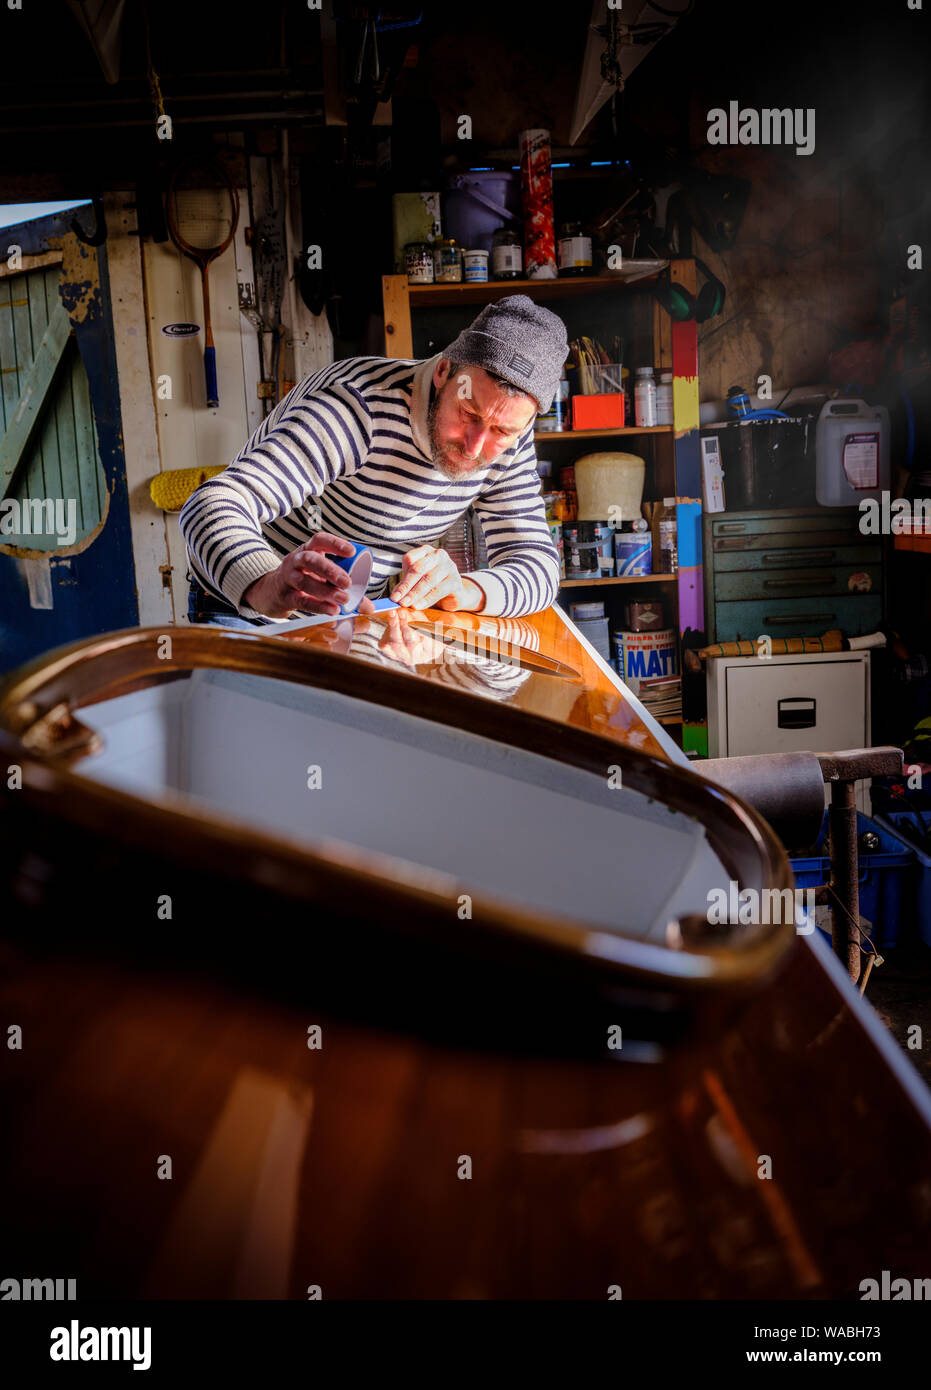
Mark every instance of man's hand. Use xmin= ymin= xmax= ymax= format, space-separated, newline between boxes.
xmin=242 ymin=533 xmax=375 ymax=618
xmin=391 ymin=545 xmax=485 ymax=612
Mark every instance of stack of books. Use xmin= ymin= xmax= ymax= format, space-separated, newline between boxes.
xmin=637 ymin=675 xmax=681 ymax=721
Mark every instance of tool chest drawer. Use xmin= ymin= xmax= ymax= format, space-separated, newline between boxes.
xmin=703 ymin=507 xmax=885 ymax=644
xmin=713 ymin=564 xmax=882 ymax=602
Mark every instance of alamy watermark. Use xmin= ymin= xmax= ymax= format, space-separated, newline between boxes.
xmin=858 ymin=492 xmax=931 ymax=536
xmin=707 ymin=882 xmax=815 ymax=933
xmin=707 ymin=101 xmax=815 ymax=157
xmin=0 ymin=497 xmax=78 ymax=545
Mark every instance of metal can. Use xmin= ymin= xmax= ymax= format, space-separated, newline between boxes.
xmin=463 ymin=249 xmax=489 ymax=283
xmin=562 ymin=521 xmax=600 ymax=579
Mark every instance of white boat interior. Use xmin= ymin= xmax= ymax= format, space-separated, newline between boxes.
xmin=75 ymin=667 xmax=732 ymax=943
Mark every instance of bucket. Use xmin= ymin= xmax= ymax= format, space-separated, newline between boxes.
xmin=614 ymin=530 xmax=652 ymax=577
xmin=443 ymin=172 xmax=521 ymax=255
xmin=614 ymin=628 xmax=677 ymax=693
xmin=700 ymin=419 xmax=812 ymax=511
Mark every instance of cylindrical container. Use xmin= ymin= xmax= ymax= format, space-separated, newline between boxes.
xmin=613 ymin=627 xmax=678 ymax=694
xmin=574 ymin=451 xmax=646 ymax=524
xmin=656 ymin=371 xmax=674 ymax=426
xmin=535 ymin=457 xmax=553 ymax=485
xmin=559 ymin=465 xmax=577 ymax=520
xmin=614 ymin=528 xmax=652 ymax=577
xmin=557 ymin=222 xmax=592 ymax=277
xmin=634 ymin=367 xmax=657 ymax=428
xmin=570 ymin=601 xmax=605 ymax=621
xmin=547 ymin=520 xmax=565 ymax=578
xmin=491 ymin=226 xmax=523 ymax=280
xmin=562 ymin=521 xmax=600 ymax=578
xmin=542 ymin=490 xmax=569 ymax=523
xmin=727 ymin=385 xmax=752 ymax=418
xmin=433 ymin=238 xmax=463 ymax=283
xmin=519 ymin=128 xmax=557 ymax=280
xmin=625 ymin=600 xmax=664 ymax=631
xmin=593 ymin=522 xmax=615 ymax=575
xmin=536 ymin=378 xmax=570 ymax=432
xmin=404 ymin=242 xmax=435 ymax=284
xmin=657 ymin=499 xmax=678 ymax=573
xmin=575 ymin=617 xmax=611 ymax=662
xmin=463 ymin=249 xmax=489 ymax=283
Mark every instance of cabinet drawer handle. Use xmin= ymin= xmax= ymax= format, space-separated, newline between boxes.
xmin=763 ymin=576 xmax=829 ymax=589
xmin=716 ymin=523 xmax=746 ymax=533
xmin=761 ymin=550 xmax=835 ymax=565
xmin=778 ymin=697 xmax=817 ymax=730
xmin=763 ymin=612 xmax=836 ymax=625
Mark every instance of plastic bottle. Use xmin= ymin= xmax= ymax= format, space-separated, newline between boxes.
xmin=654 ymin=498 xmax=678 ymax=573
xmin=634 ymin=367 xmax=657 ymax=428
xmin=655 ymin=371 xmax=673 ymax=426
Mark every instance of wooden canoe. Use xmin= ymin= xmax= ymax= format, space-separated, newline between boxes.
xmin=0 ymin=605 xmax=929 ymax=1300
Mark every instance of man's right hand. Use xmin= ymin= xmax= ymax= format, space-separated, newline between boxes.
xmin=242 ymin=533 xmax=366 ymax=619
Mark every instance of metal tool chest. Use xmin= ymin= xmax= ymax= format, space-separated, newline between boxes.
xmin=702 ymin=507 xmax=885 ymax=644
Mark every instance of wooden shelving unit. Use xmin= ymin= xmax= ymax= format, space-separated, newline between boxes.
xmin=560 ymin=574 xmax=677 ymax=589
xmin=381 ymin=262 xmax=700 ymax=742
xmin=535 ymin=425 xmax=672 ymax=441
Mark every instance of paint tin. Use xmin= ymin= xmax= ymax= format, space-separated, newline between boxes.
xmin=569 ymin=601 xmax=605 ymax=621
xmin=463 ymin=249 xmax=489 ymax=282
xmin=613 ymin=628 xmax=677 ymax=694
xmin=614 ymin=529 xmax=652 ymax=577
xmin=575 ymin=617 xmax=611 ymax=661
xmin=625 ymin=600 xmax=664 ymax=631
xmin=594 ymin=522 xmax=615 ymax=574
xmin=562 ymin=522 xmax=600 ymax=579
xmin=536 ymin=379 xmax=570 ymax=432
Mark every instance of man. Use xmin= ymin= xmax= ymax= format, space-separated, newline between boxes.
xmin=181 ymin=295 xmax=566 ymax=626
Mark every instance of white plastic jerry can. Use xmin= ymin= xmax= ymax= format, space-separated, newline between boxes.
xmin=815 ymin=398 xmax=890 ymax=507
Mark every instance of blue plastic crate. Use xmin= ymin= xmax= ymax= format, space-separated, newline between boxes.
xmin=872 ymin=809 xmax=931 ymax=948
xmin=790 ymin=811 xmax=916 ymax=950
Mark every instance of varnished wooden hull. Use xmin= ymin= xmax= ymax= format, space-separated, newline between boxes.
xmin=1 ymin=620 xmax=929 ymax=1300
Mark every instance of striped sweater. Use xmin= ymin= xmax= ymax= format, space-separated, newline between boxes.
xmin=179 ymin=353 xmax=560 ymax=621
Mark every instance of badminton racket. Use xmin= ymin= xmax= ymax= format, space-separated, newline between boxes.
xmin=165 ymin=157 xmax=239 ymax=408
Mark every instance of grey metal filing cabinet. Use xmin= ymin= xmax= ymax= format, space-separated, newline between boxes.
xmin=702 ymin=508 xmax=884 ymax=644
xmin=707 ymin=650 xmax=872 ymax=814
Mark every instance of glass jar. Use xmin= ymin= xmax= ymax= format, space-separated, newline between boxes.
xmin=557 ymin=221 xmax=592 ymax=277
xmin=433 ymin=238 xmax=463 ymax=283
xmin=491 ymin=226 xmax=523 ymax=280
xmin=404 ymin=241 xmax=435 ymax=284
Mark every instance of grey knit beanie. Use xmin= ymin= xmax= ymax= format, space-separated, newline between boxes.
xmin=444 ymin=295 xmax=568 ymax=413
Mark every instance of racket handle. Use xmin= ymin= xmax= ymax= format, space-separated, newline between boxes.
xmin=204 ymin=346 xmax=219 ymax=409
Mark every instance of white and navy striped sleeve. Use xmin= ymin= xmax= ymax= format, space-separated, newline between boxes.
xmin=179 ymin=377 xmax=372 ymax=613
xmin=463 ymin=431 xmax=560 ymax=617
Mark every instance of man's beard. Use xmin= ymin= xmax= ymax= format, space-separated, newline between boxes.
xmin=427 ymin=388 xmax=489 ymax=480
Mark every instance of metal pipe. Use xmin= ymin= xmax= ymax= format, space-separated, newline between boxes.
xmin=828 ymin=780 xmax=860 ymax=983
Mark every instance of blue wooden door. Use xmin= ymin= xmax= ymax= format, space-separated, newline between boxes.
xmin=0 ymin=207 xmax=137 ymax=674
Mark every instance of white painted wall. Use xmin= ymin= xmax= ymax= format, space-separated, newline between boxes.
xmin=142 ymin=222 xmax=252 ymax=625
xmin=103 ymin=192 xmax=173 ymax=623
